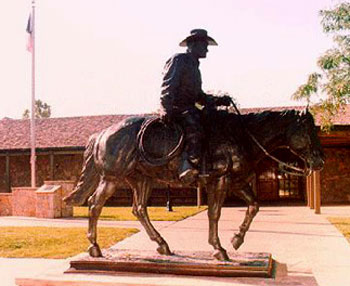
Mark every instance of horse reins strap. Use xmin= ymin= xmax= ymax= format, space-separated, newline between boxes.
xmin=247 ymin=131 xmax=307 ymax=175
xmin=230 ymin=99 xmax=308 ymax=176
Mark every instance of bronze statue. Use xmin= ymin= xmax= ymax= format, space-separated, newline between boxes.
xmin=160 ymin=29 xmax=231 ymax=183
xmin=64 ymin=105 xmax=324 ymax=260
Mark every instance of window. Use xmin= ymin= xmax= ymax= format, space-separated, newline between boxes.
xmin=257 ymin=149 xmax=305 ymax=201
xmin=278 ymin=172 xmax=301 ymax=199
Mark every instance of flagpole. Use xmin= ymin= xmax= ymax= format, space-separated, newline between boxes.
xmin=30 ymin=0 xmax=36 ymax=188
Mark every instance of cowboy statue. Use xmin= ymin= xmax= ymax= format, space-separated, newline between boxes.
xmin=160 ymin=29 xmax=232 ymax=182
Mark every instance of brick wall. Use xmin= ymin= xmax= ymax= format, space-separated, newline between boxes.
xmin=0 ymin=152 xmax=84 ymax=193
xmin=36 ymin=155 xmax=51 ymax=186
xmin=10 ymin=155 xmax=31 ymax=187
xmin=53 ymin=154 xmax=84 ymax=182
xmin=321 ymin=147 xmax=350 ymax=204
xmin=0 ymin=157 xmax=7 ymax=192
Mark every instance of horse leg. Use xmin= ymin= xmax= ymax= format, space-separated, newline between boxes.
xmin=126 ymin=177 xmax=172 ymax=256
xmin=87 ymin=178 xmax=117 ymax=257
xmin=207 ymin=176 xmax=230 ymax=261
xmin=231 ymin=183 xmax=259 ymax=250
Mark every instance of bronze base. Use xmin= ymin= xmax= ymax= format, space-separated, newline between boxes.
xmin=65 ymin=250 xmax=273 ymax=278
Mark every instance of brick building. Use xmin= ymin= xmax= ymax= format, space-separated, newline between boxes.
xmin=0 ymin=106 xmax=350 ymax=206
xmin=0 ymin=115 xmax=128 ymax=188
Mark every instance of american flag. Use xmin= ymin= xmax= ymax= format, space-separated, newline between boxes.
xmin=26 ymin=12 xmax=33 ymax=52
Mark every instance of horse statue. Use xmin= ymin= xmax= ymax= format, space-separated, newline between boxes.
xmin=64 ymin=107 xmax=324 ymax=261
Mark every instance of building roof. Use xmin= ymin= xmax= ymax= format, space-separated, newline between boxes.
xmin=0 ymin=115 xmax=131 ymax=151
xmin=1 ymin=105 xmax=350 ymax=151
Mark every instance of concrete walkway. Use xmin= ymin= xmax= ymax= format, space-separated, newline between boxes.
xmin=1 ymin=206 xmax=350 ymax=286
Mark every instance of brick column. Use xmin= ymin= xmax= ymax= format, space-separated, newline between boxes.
xmin=313 ymin=171 xmax=321 ymax=214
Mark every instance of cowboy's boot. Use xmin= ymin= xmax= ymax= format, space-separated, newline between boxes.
xmin=179 ymin=154 xmax=199 ymax=183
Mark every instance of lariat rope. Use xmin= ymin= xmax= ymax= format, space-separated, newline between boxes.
xmin=138 ymin=117 xmax=184 ymax=166
xmin=229 ymin=99 xmax=310 ymax=177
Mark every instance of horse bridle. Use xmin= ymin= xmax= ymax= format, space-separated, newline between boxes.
xmin=229 ymin=99 xmax=312 ymax=177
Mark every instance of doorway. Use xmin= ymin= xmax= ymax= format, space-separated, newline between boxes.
xmin=256 ymin=150 xmax=305 ymax=202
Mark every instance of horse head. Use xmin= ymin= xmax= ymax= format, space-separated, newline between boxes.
xmin=285 ymin=109 xmax=324 ymax=173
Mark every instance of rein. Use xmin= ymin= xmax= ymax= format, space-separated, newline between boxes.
xmin=229 ymin=100 xmax=310 ymax=177
xmin=248 ymin=135 xmax=310 ymax=177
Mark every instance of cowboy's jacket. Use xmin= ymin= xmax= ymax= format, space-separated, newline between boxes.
xmin=160 ymin=53 xmax=213 ymax=115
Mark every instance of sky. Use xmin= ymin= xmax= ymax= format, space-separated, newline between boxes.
xmin=0 ymin=0 xmax=341 ymax=119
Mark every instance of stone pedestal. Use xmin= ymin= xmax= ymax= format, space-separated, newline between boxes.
xmin=36 ymin=185 xmax=62 ymax=218
xmin=15 ymin=251 xmax=274 ymax=286
xmin=66 ymin=250 xmax=273 ymax=278
xmin=45 ymin=181 xmax=74 ymax=217
xmin=0 ymin=193 xmax=12 ymax=216
xmin=12 ymin=187 xmax=37 ymax=217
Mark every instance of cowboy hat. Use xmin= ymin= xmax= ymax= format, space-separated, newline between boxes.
xmin=179 ymin=29 xmax=218 ymax=47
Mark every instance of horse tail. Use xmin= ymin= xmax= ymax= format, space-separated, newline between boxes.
xmin=63 ymin=133 xmax=100 ymax=206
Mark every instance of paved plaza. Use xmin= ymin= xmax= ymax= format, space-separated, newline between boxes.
xmin=0 ymin=206 xmax=349 ymax=285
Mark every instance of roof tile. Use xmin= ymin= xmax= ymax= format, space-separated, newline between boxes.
xmin=0 ymin=114 xmax=131 ymax=150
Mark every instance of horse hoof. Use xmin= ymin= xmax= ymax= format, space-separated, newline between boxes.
xmin=231 ymin=235 xmax=244 ymax=250
xmin=213 ymin=249 xmax=230 ymax=261
xmin=88 ymin=244 xmax=103 ymax=257
xmin=157 ymin=244 xmax=172 ymax=256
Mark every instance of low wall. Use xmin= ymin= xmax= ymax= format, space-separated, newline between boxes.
xmin=321 ymin=147 xmax=350 ymax=204
xmin=0 ymin=181 xmax=75 ymax=218
xmin=0 ymin=193 xmax=12 ymax=216
xmin=12 ymin=187 xmax=37 ymax=217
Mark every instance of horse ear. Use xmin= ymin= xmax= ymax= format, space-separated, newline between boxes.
xmin=300 ymin=105 xmax=309 ymax=117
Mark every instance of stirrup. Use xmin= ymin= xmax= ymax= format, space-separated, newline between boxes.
xmin=179 ymin=159 xmax=199 ymax=183
xmin=179 ymin=168 xmax=199 ymax=183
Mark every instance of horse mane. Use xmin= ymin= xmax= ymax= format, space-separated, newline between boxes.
xmin=205 ymin=109 xmax=304 ymax=140
xmin=242 ymin=109 xmax=302 ymax=133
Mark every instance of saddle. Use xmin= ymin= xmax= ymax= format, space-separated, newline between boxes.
xmin=137 ymin=117 xmax=184 ymax=166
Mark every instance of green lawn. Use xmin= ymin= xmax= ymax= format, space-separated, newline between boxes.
xmin=0 ymin=226 xmax=138 ymax=258
xmin=74 ymin=206 xmax=207 ymax=221
xmin=328 ymin=217 xmax=350 ymax=242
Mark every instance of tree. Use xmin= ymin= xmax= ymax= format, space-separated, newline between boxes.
xmin=292 ymin=2 xmax=350 ymax=130
xmin=22 ymin=99 xmax=51 ymax=119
